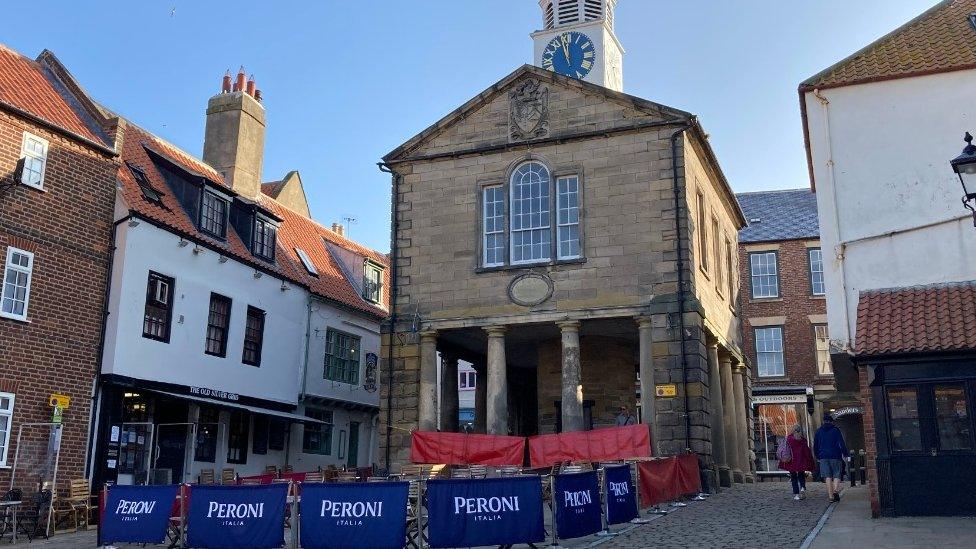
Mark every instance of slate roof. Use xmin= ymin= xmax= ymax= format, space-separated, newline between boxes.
xmin=118 ymin=122 xmax=388 ymax=318
xmin=736 ymin=189 xmax=820 ymax=243
xmin=801 ymin=0 xmax=976 ymax=90
xmin=0 ymin=45 xmax=109 ymax=147
xmin=855 ymin=281 xmax=976 ymax=356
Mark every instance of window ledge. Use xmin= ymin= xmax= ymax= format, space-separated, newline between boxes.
xmin=750 ymin=297 xmax=782 ymax=303
xmin=20 ymin=181 xmax=47 ymax=193
xmin=0 ymin=313 xmax=31 ymax=324
xmin=476 ymin=257 xmax=586 ymax=273
xmin=810 ymin=295 xmax=826 ymax=300
xmin=757 ymin=375 xmax=790 ymax=381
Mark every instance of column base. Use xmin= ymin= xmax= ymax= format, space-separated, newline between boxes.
xmin=745 ymin=474 xmax=755 ymax=484
xmin=718 ymin=466 xmax=732 ymax=488
xmin=732 ymin=469 xmax=745 ymax=484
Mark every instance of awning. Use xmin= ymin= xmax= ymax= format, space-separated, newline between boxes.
xmin=148 ymin=390 xmax=326 ymax=424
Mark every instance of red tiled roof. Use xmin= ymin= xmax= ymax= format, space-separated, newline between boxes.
xmin=855 ymin=281 xmax=976 ymax=356
xmin=801 ymin=0 xmax=976 ymax=90
xmin=261 ymin=181 xmax=285 ymax=198
xmin=118 ymin=122 xmax=388 ymax=317
xmin=0 ymin=44 xmax=107 ymax=146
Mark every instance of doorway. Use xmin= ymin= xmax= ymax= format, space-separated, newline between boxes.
xmin=152 ymin=399 xmax=189 ymax=484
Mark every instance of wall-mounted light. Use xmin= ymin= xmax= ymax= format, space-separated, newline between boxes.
xmin=178 ymin=238 xmax=189 ymax=248
xmin=253 ymin=270 xmax=263 ymax=279
xmin=127 ymin=219 xmax=140 ymax=228
xmin=192 ymin=245 xmax=203 ymax=255
xmin=218 ymin=255 xmax=228 ymax=264
xmin=949 ymin=132 xmax=976 ymax=227
xmin=280 ymin=282 xmax=290 ymax=291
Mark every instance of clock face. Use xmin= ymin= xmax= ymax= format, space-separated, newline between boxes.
xmin=541 ymin=31 xmax=596 ymax=79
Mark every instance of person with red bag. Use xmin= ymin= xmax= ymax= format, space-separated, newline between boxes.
xmin=777 ymin=424 xmax=815 ymax=500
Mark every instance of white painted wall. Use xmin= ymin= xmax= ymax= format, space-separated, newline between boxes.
xmin=102 ymin=221 xmax=307 ymax=405
xmin=302 ymin=300 xmax=381 ymax=409
xmin=804 ymin=69 xmax=976 ymax=350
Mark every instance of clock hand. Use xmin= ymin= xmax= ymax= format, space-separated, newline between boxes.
xmin=562 ymin=40 xmax=571 ymax=66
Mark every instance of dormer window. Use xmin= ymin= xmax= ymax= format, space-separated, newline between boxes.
xmin=253 ymin=216 xmax=276 ymax=261
xmin=363 ymin=261 xmax=383 ymax=304
xmin=200 ymin=190 xmax=228 ymax=238
xmin=128 ymin=163 xmax=163 ymax=204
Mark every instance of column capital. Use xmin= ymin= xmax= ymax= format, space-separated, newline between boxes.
xmin=556 ymin=320 xmax=580 ymax=332
xmin=707 ymin=340 xmax=719 ymax=350
xmin=420 ymin=330 xmax=439 ymax=343
xmin=635 ymin=316 xmax=653 ymax=329
xmin=484 ymin=325 xmax=506 ymax=338
xmin=732 ymin=363 xmax=748 ymax=375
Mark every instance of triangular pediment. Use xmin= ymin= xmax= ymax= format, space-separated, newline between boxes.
xmin=383 ymin=64 xmax=691 ymax=163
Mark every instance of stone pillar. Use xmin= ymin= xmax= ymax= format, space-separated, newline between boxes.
xmin=720 ymin=354 xmax=742 ymax=483
xmin=557 ymin=321 xmax=584 ymax=433
xmin=484 ymin=326 xmax=508 ymax=435
xmin=474 ymin=363 xmax=487 ymax=434
xmin=636 ymin=317 xmax=656 ymax=455
xmin=708 ymin=343 xmax=730 ymax=488
xmin=732 ymin=363 xmax=750 ymax=483
xmin=418 ymin=331 xmax=439 ymax=432
xmin=440 ymin=354 xmax=460 ymax=432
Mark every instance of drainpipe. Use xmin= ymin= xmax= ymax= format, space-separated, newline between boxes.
xmin=813 ymin=89 xmax=854 ymax=351
xmin=85 ymin=214 xmax=131 ymax=478
xmin=670 ymin=125 xmax=693 ymax=452
xmin=377 ymin=162 xmax=400 ymax=473
xmin=300 ymin=296 xmax=314 ymax=400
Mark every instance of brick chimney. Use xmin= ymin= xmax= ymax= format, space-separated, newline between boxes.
xmin=202 ymin=67 xmax=265 ymax=199
xmin=331 ymin=223 xmax=345 ymax=236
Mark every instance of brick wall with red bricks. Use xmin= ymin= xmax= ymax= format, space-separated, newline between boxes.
xmin=0 ymin=109 xmax=118 ymax=491
xmin=738 ymin=238 xmax=831 ymax=389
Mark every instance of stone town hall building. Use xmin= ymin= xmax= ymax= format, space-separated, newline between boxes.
xmin=380 ymin=0 xmax=754 ymax=487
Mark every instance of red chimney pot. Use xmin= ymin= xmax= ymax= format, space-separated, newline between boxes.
xmin=221 ymin=70 xmax=232 ymax=93
xmin=246 ymin=75 xmax=256 ymax=96
xmin=234 ymin=67 xmax=246 ymax=92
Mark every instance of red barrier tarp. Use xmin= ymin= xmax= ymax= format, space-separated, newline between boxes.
xmin=637 ymin=455 xmax=702 ymax=507
xmin=410 ymin=431 xmax=525 ymax=466
xmin=527 ymin=424 xmax=652 ymax=467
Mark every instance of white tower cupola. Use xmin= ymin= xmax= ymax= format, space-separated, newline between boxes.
xmin=532 ymin=0 xmax=623 ymax=91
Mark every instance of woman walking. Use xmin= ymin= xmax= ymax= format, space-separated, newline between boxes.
xmin=778 ymin=424 xmax=815 ymax=500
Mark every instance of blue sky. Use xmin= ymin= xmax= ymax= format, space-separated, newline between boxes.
xmin=7 ymin=1 xmax=933 ymax=252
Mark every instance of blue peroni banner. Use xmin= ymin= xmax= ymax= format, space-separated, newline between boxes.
xmin=426 ymin=476 xmax=545 ymax=548
xmin=299 ymin=481 xmax=409 ymax=549
xmin=554 ymin=471 xmax=602 ymax=539
xmin=187 ymin=483 xmax=288 ymax=549
xmin=100 ymin=484 xmax=178 ymax=545
xmin=604 ymin=464 xmax=638 ymax=524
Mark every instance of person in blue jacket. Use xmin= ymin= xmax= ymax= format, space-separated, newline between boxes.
xmin=814 ymin=412 xmax=849 ymax=503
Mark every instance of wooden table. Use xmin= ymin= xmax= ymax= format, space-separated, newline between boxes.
xmin=0 ymin=501 xmax=22 ymax=543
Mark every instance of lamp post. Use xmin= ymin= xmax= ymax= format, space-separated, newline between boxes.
xmin=949 ymin=132 xmax=976 ymax=226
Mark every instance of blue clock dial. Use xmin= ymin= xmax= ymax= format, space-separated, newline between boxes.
xmin=541 ymin=31 xmax=596 ymax=79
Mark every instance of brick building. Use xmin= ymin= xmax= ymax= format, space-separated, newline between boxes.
xmin=736 ymin=189 xmax=863 ymax=477
xmin=0 ymin=46 xmax=119 ymax=491
xmin=379 ymin=0 xmax=754 ymax=489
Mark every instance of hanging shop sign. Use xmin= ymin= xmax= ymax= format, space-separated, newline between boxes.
xmin=752 ymin=394 xmax=808 ymax=405
xmin=426 ymin=476 xmax=545 ymax=548
xmin=363 ymin=353 xmax=378 ymax=393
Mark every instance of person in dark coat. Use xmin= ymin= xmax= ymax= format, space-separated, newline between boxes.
xmin=779 ymin=424 xmax=815 ymax=500
xmin=814 ymin=412 xmax=849 ymax=503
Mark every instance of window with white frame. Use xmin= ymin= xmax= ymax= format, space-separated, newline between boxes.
xmin=809 ymin=248 xmax=825 ymax=296
xmin=481 ymin=162 xmax=583 ymax=267
xmin=749 ymin=251 xmax=779 ymax=299
xmin=814 ymin=324 xmax=832 ymax=376
xmin=1 ymin=247 xmax=34 ymax=321
xmin=556 ymin=176 xmax=581 ymax=259
xmin=458 ymin=371 xmax=476 ymax=389
xmin=510 ymin=162 xmax=552 ymax=264
xmin=755 ymin=326 xmax=785 ymax=377
xmin=363 ymin=262 xmax=383 ymax=304
xmin=0 ymin=392 xmax=13 ymax=466
xmin=20 ymin=133 xmax=48 ymax=189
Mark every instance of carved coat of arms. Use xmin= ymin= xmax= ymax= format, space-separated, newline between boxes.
xmin=509 ymin=79 xmax=550 ymax=142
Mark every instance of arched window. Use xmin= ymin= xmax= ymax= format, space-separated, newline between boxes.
xmin=482 ymin=161 xmax=582 ymax=268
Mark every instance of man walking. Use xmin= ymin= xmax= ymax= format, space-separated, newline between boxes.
xmin=814 ymin=412 xmax=849 ymax=503
xmin=616 ymin=405 xmax=636 ymax=426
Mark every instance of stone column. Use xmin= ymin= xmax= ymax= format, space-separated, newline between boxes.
xmin=440 ymin=354 xmax=460 ymax=432
xmin=636 ymin=317 xmax=656 ymax=455
xmin=473 ymin=363 xmax=487 ymax=434
xmin=720 ymin=353 xmax=742 ymax=483
xmin=484 ymin=326 xmax=508 ymax=435
xmin=418 ymin=330 xmax=439 ymax=432
xmin=732 ymin=362 xmax=750 ymax=483
xmin=557 ymin=321 xmax=584 ymax=432
xmin=708 ymin=342 xmax=730 ymax=488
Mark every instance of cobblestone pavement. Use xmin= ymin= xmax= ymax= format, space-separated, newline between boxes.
xmin=604 ymin=481 xmax=831 ymax=549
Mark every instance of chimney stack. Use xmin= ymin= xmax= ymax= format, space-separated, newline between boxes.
xmin=331 ymin=223 xmax=345 ymax=236
xmin=203 ymin=68 xmax=266 ymax=199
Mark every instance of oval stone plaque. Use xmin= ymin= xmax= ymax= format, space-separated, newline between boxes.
xmin=508 ymin=273 xmax=553 ymax=306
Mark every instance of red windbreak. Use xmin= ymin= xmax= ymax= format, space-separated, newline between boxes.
xmin=527 ymin=424 xmax=652 ymax=467
xmin=410 ymin=431 xmax=525 ymax=466
xmin=637 ymin=455 xmax=702 ymax=508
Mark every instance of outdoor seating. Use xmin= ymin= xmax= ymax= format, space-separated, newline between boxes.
xmin=304 ymin=471 xmax=325 ymax=483
xmin=1 ymin=489 xmax=22 ymax=541
xmin=335 ymin=470 xmax=359 ymax=482
xmin=199 ymin=468 xmax=216 ymax=485
xmin=53 ymin=478 xmax=92 ymax=531
xmin=404 ymin=480 xmax=425 ymax=549
xmin=283 ymin=464 xmax=294 ymax=474
xmin=264 ymin=465 xmax=279 ymax=476
xmin=220 ymin=468 xmax=236 ymax=485
xmin=367 ymin=476 xmax=389 ymax=482
xmin=240 ymin=477 xmax=261 ymax=485
xmin=14 ymin=489 xmax=51 ymax=542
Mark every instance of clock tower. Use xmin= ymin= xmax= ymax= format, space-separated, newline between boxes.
xmin=532 ymin=0 xmax=624 ymax=91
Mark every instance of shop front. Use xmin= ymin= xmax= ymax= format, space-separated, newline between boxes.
xmin=752 ymin=388 xmax=814 ymax=476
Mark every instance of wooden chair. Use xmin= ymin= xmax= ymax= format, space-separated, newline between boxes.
xmin=451 ymin=467 xmax=472 ymax=479
xmin=283 ymin=464 xmax=294 ymax=474
xmin=497 ymin=466 xmax=522 ymax=477
xmin=336 ymin=471 xmax=359 ymax=483
xmin=367 ymin=476 xmax=389 ymax=483
xmin=469 ymin=465 xmax=488 ymax=478
xmin=304 ymin=471 xmax=325 ymax=483
xmin=220 ymin=468 xmax=236 ymax=485
xmin=240 ymin=478 xmax=261 ymax=485
xmin=264 ymin=465 xmax=279 ymax=476
xmin=54 ymin=479 xmax=91 ymax=531
xmin=199 ymin=468 xmax=216 ymax=485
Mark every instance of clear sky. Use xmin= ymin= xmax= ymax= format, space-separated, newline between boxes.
xmin=6 ymin=1 xmax=934 ymax=252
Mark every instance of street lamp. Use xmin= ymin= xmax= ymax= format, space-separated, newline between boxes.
xmin=949 ymin=132 xmax=976 ymax=226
